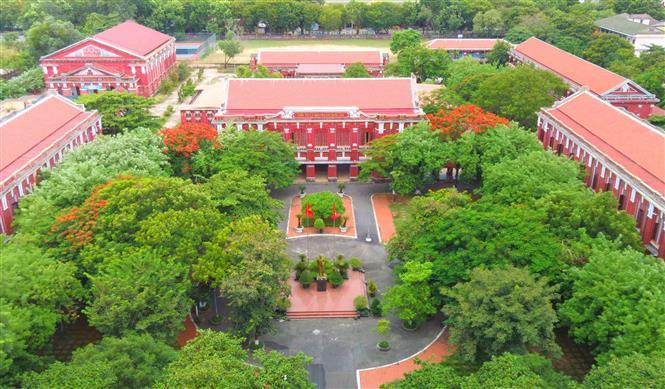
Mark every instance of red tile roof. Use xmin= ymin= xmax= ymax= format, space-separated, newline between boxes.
xmin=258 ymin=51 xmax=383 ymax=65
xmin=295 ymin=63 xmax=346 ymax=75
xmin=94 ymin=20 xmax=172 ymax=56
xmin=543 ymin=91 xmax=665 ymax=196
xmin=427 ymin=38 xmax=500 ymax=51
xmin=513 ymin=37 xmax=626 ymax=95
xmin=1 ymin=95 xmax=97 ymax=184
xmin=222 ymin=78 xmax=419 ymax=116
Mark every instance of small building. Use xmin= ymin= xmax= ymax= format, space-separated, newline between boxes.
xmin=537 ymin=90 xmax=665 ymax=258
xmin=175 ymin=33 xmax=216 ymax=60
xmin=427 ymin=38 xmax=502 ymax=60
xmin=183 ymin=78 xmax=423 ymax=181
xmin=595 ymin=13 xmax=665 ymax=56
xmin=511 ymin=37 xmax=659 ymax=119
xmin=0 ymin=93 xmax=102 ymax=233
xmin=40 ymin=20 xmax=176 ymax=97
xmin=179 ymin=75 xmax=228 ymax=125
xmin=251 ymin=51 xmax=388 ymax=78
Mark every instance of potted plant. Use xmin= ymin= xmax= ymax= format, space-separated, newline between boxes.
xmin=337 ymin=183 xmax=345 ymax=197
xmin=377 ymin=319 xmax=391 ymax=351
xmin=370 ymin=299 xmax=383 ymax=317
xmin=329 ymin=270 xmax=344 ymax=288
xmin=315 ymin=256 xmax=327 ymax=292
xmin=335 ymin=256 xmax=349 ymax=279
xmin=295 ymin=213 xmax=303 ymax=233
xmin=367 ymin=279 xmax=378 ymax=297
xmin=349 ymin=257 xmax=363 ymax=271
xmin=299 ymin=185 xmax=306 ymax=198
xmin=314 ymin=218 xmax=325 ymax=233
xmin=294 ymin=256 xmax=308 ymax=280
xmin=339 ymin=216 xmax=348 ymax=233
xmin=354 ymin=295 xmax=369 ymax=317
xmin=299 ymin=270 xmax=314 ymax=289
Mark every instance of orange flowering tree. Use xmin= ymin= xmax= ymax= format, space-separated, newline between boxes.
xmin=160 ymin=123 xmax=219 ymax=176
xmin=427 ymin=104 xmax=509 ymax=141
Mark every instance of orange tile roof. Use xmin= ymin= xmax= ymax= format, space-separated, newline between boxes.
xmin=223 ymin=78 xmax=419 ymax=115
xmin=258 ymin=50 xmax=383 ymax=65
xmin=427 ymin=38 xmax=500 ymax=51
xmin=514 ymin=37 xmax=626 ymax=95
xmin=543 ymin=91 xmax=665 ymax=197
xmin=94 ymin=20 xmax=172 ymax=56
xmin=1 ymin=95 xmax=97 ymax=184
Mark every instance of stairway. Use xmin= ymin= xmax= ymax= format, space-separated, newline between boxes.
xmin=286 ymin=310 xmax=358 ymax=319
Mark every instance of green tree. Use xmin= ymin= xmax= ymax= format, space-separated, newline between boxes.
xmin=583 ymin=33 xmax=635 ymax=68
xmin=465 ymin=353 xmax=577 ymax=388
xmin=471 ymin=65 xmax=568 ymax=127
xmin=236 ymin=64 xmax=283 ymax=78
xmin=443 ymin=266 xmax=560 ymax=363
xmin=77 ymin=92 xmax=162 ymax=135
xmin=486 ymin=40 xmax=512 ymax=67
xmin=382 ymin=361 xmax=463 ymax=389
xmin=0 ymin=67 xmax=45 ymax=100
xmin=613 ymin=0 xmax=664 ymax=20
xmin=0 ymin=239 xmax=82 ymax=384
xmin=363 ymin=2 xmax=402 ymax=33
xmin=318 ymin=4 xmax=344 ymax=32
xmin=205 ymin=168 xmax=282 ymax=224
xmin=217 ymin=31 xmax=242 ymax=67
xmin=360 ymin=122 xmax=446 ymax=195
xmin=390 ymin=29 xmax=422 ymax=54
xmin=192 ymin=129 xmax=298 ymax=189
xmin=386 ymin=44 xmax=451 ymax=82
xmin=84 ymin=249 xmax=192 ymax=342
xmin=253 ymin=349 xmax=315 ymax=389
xmin=472 ymin=9 xmax=505 ymax=37
xmin=22 ymin=334 xmax=176 ymax=389
xmin=559 ymin=246 xmax=665 ymax=363
xmin=80 ymin=12 xmax=122 ymax=35
xmin=343 ymin=62 xmax=371 ymax=78
xmin=301 ymin=191 xmax=345 ymax=221
xmin=480 ymin=150 xmax=583 ymax=205
xmin=193 ymin=216 xmax=291 ymax=339
xmin=383 ymin=262 xmax=437 ymax=328
xmin=583 ymin=352 xmax=665 ymax=389
xmin=25 ymin=17 xmax=83 ymax=60
xmin=345 ymin=0 xmax=367 ymax=34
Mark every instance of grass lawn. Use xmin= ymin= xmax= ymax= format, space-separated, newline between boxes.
xmin=388 ymin=195 xmax=412 ymax=228
xmin=195 ymin=38 xmax=392 ymax=65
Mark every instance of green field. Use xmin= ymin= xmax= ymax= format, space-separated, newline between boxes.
xmin=195 ymin=38 xmax=392 ymax=65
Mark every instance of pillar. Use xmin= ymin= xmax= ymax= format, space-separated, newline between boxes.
xmin=327 ymin=164 xmax=337 ymax=182
xmin=349 ymin=164 xmax=359 ymax=181
xmin=328 ymin=128 xmax=336 ymax=162
xmin=283 ymin=128 xmax=290 ymax=142
xmin=306 ymin=128 xmax=314 ymax=161
xmin=350 ymin=128 xmax=359 ymax=161
xmin=306 ymin=165 xmax=316 ymax=182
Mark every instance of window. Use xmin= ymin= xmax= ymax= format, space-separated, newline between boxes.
xmin=652 ymin=217 xmax=661 ymax=243
xmin=364 ymin=131 xmax=371 ymax=145
xmin=618 ymin=195 xmax=625 ymax=210
xmin=556 ymin=144 xmax=563 ymax=155
xmin=549 ymin=136 xmax=554 ymax=148
xmin=636 ymin=208 xmax=645 ymax=230
xmin=605 ymin=181 xmax=611 ymax=192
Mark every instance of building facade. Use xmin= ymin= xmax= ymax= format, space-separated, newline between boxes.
xmin=511 ymin=37 xmax=659 ymax=119
xmin=537 ymin=90 xmax=665 ymax=258
xmin=427 ymin=38 xmax=502 ymax=60
xmin=0 ymin=94 xmax=102 ymax=234
xmin=251 ymin=51 xmax=388 ymax=77
xmin=183 ymin=78 xmax=423 ymax=181
xmin=40 ymin=20 xmax=176 ymax=97
xmin=595 ymin=13 xmax=665 ymax=56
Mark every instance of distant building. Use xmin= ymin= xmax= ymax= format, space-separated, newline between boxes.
xmin=426 ymin=38 xmax=502 ymax=60
xmin=182 ymin=78 xmax=423 ymax=181
xmin=537 ymin=90 xmax=665 ymax=258
xmin=595 ymin=13 xmax=665 ymax=56
xmin=40 ymin=20 xmax=176 ymax=97
xmin=511 ymin=37 xmax=659 ymax=119
xmin=175 ymin=33 xmax=216 ymax=60
xmin=251 ymin=51 xmax=388 ymax=78
xmin=0 ymin=94 xmax=101 ymax=233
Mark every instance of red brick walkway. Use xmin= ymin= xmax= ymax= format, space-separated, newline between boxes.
xmin=371 ymin=194 xmax=396 ymax=243
xmin=357 ymin=328 xmax=453 ymax=389
xmin=287 ymin=195 xmax=356 ymax=238
xmin=176 ymin=315 xmax=198 ymax=348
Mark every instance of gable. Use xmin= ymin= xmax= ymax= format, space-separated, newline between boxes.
xmin=41 ymin=38 xmax=140 ymax=61
xmin=63 ymin=64 xmax=121 ymax=77
xmin=603 ymin=80 xmax=657 ymax=99
xmin=65 ymin=44 xmax=121 ymax=58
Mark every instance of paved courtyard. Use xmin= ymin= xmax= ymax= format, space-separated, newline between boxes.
xmin=262 ymin=183 xmax=445 ymax=388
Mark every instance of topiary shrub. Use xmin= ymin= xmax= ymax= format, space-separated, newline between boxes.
xmin=349 ymin=257 xmax=363 ymax=271
xmin=294 ymin=259 xmax=308 ymax=280
xmin=329 ymin=271 xmax=344 ymax=288
xmin=368 ymin=279 xmax=378 ymax=297
xmin=336 ymin=256 xmax=350 ymax=279
xmin=370 ymin=298 xmax=383 ymax=317
xmin=302 ymin=192 xmax=346 ymax=223
xmin=314 ymin=218 xmax=325 ymax=233
xmin=299 ymin=270 xmax=314 ymax=288
xmin=354 ymin=295 xmax=369 ymax=311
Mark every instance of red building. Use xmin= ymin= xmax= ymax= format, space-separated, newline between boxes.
xmin=40 ymin=20 xmax=175 ymax=97
xmin=511 ymin=37 xmax=659 ymax=119
xmin=427 ymin=38 xmax=502 ymax=60
xmin=0 ymin=94 xmax=102 ymax=234
xmin=537 ymin=90 xmax=665 ymax=258
xmin=250 ymin=51 xmax=388 ymax=77
xmin=182 ymin=78 xmax=423 ymax=181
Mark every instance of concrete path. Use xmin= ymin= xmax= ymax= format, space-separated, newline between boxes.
xmin=263 ymin=183 xmax=444 ymax=389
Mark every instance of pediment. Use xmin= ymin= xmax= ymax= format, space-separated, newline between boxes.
xmin=65 ymin=44 xmax=121 ymax=58
xmin=64 ymin=64 xmax=122 ymax=77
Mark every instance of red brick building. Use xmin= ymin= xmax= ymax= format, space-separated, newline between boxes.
xmin=40 ymin=20 xmax=175 ymax=97
xmin=538 ymin=90 xmax=665 ymax=258
xmin=0 ymin=94 xmax=102 ymax=234
xmin=250 ymin=51 xmax=388 ymax=77
xmin=427 ymin=38 xmax=502 ymax=60
xmin=183 ymin=78 xmax=423 ymax=181
xmin=511 ymin=37 xmax=659 ymax=119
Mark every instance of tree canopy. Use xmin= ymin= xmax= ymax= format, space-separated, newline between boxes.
xmin=77 ymin=92 xmax=163 ymax=135
xmin=343 ymin=62 xmax=371 ymax=78
xmin=390 ymin=29 xmax=422 ymax=54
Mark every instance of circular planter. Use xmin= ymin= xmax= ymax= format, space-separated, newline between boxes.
xmin=377 ymin=342 xmax=391 ymax=352
xmin=299 ymin=193 xmax=305 ymax=198
xmin=295 ymin=226 xmax=304 ymax=233
xmin=339 ymin=226 xmax=348 ymax=233
xmin=401 ymin=321 xmax=419 ymax=332
xmin=337 ymin=192 xmax=344 ymax=198
xmin=209 ymin=315 xmax=224 ymax=326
